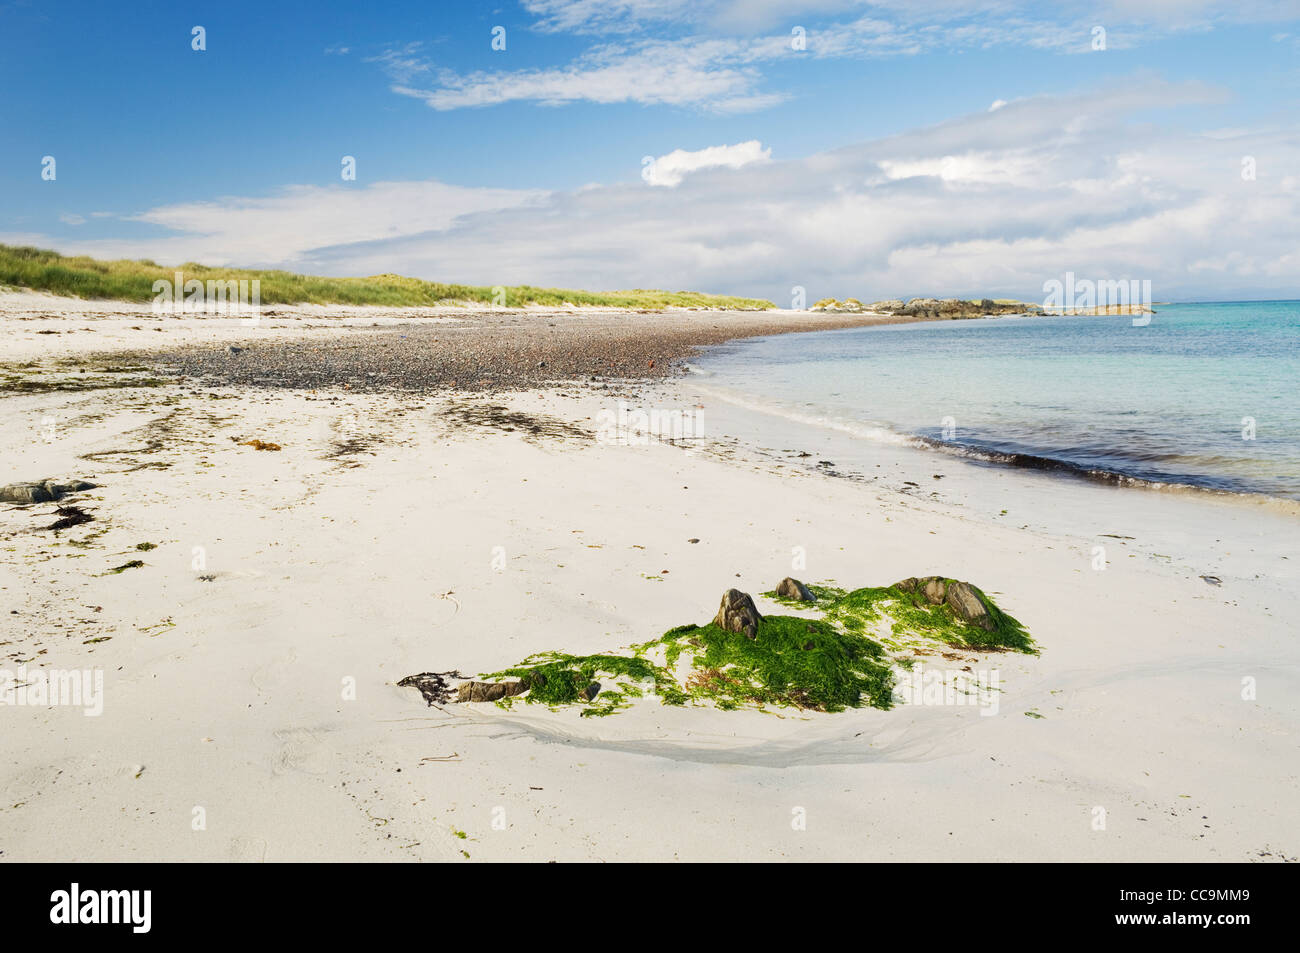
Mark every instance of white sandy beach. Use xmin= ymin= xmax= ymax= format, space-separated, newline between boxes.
xmin=1 ymin=308 xmax=1297 ymax=863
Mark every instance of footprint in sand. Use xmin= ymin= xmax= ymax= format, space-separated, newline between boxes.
xmin=271 ymin=726 xmax=334 ymax=776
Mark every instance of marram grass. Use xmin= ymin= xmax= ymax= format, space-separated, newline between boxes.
xmin=0 ymin=243 xmax=774 ymax=310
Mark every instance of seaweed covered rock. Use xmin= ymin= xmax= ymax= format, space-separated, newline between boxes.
xmin=713 ymin=588 xmax=763 ymax=639
xmin=1 ymin=479 xmax=96 ymax=504
xmin=775 ymin=577 xmax=815 ymax=602
xmin=894 ymin=576 xmax=995 ymax=631
xmin=456 ymin=680 xmax=529 ymax=703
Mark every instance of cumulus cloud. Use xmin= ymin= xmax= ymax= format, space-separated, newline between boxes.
xmin=644 ymin=140 xmax=771 ymax=186
xmin=12 ymin=78 xmax=1298 ymax=305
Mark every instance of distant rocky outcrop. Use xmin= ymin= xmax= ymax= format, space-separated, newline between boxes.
xmin=0 ymin=479 xmax=96 ymax=504
xmin=894 ymin=576 xmax=996 ymax=631
xmin=810 ymin=296 xmax=1044 ymax=318
xmin=713 ymin=588 xmax=763 ymax=639
xmin=811 ymin=296 xmax=1152 ymax=318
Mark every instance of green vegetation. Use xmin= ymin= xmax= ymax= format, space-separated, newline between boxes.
xmin=646 ymin=616 xmax=893 ymax=712
xmin=475 ymin=580 xmax=1033 ymax=716
xmin=772 ymin=582 xmax=1036 ymax=654
xmin=485 ymin=652 xmax=685 ymax=717
xmin=0 ymin=243 xmax=774 ymax=310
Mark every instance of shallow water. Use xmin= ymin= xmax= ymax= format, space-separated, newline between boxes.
xmin=691 ymin=302 xmax=1300 ymax=500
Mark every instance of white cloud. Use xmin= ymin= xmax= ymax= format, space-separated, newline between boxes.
xmin=58 ymin=214 xmax=86 ymax=226
xmin=384 ymin=38 xmax=785 ymax=112
xmin=374 ymin=1 xmax=1299 ymax=113
xmin=15 ymin=79 xmax=1300 ymax=305
xmin=644 ymin=140 xmax=771 ymax=186
xmin=22 ymin=181 xmax=542 ymax=271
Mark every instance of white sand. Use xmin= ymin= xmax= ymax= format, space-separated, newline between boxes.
xmin=1 ymin=312 xmax=1296 ymax=862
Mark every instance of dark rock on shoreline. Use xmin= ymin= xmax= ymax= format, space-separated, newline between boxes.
xmin=775 ymin=577 xmax=815 ymax=601
xmin=713 ymin=588 xmax=763 ymax=639
xmin=1 ymin=479 xmax=97 ymax=504
xmin=455 ymin=679 xmax=529 ymax=703
xmin=894 ymin=576 xmax=997 ymax=631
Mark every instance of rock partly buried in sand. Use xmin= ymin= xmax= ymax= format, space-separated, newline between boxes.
xmin=456 ymin=680 xmax=529 ymax=704
xmin=775 ymin=577 xmax=815 ymax=602
xmin=894 ymin=576 xmax=996 ymax=631
xmin=0 ymin=480 xmax=97 ymax=505
xmin=713 ymin=588 xmax=763 ymax=639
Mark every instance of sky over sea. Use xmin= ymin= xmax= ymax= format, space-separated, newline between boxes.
xmin=3 ymin=0 xmax=1299 ymax=303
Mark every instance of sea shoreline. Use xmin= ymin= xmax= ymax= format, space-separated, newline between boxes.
xmin=1 ymin=301 xmax=1296 ymax=861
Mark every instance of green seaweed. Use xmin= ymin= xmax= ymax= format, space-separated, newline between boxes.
xmin=651 ymin=616 xmax=893 ymax=712
xmin=818 ymin=582 xmax=1035 ymax=653
xmin=466 ymin=578 xmax=1033 ymax=717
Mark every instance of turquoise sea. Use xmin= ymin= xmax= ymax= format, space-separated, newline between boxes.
xmin=691 ymin=302 xmax=1300 ymax=500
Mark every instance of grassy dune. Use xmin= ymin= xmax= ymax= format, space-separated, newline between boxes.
xmin=0 ymin=244 xmax=774 ymax=310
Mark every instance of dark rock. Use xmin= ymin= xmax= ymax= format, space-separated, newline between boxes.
xmin=894 ymin=576 xmax=996 ymax=630
xmin=455 ymin=680 xmax=529 ymax=704
xmin=944 ymin=581 xmax=995 ymax=631
xmin=581 ymin=682 xmax=601 ymax=701
xmin=895 ymin=576 xmax=944 ymax=603
xmin=0 ymin=480 xmax=97 ymax=505
xmin=775 ymin=576 xmax=815 ymax=601
xmin=713 ymin=588 xmax=763 ymax=639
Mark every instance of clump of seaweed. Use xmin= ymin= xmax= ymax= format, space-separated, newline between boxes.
xmin=397 ymin=671 xmax=466 ymax=706
xmin=433 ymin=579 xmax=1033 ymax=717
xmin=644 ymin=615 xmax=894 ymax=712
xmin=813 ymin=583 xmax=1034 ymax=654
xmin=484 ymin=652 xmax=684 ymax=717
xmin=45 ymin=504 xmax=94 ymax=531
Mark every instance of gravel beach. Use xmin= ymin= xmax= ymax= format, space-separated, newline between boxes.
xmin=138 ymin=308 xmax=920 ymax=392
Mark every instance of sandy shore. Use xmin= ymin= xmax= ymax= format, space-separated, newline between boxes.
xmin=1 ymin=299 xmax=1296 ymax=862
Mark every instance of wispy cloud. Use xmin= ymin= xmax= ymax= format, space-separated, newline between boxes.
xmin=371 ymin=1 xmax=1300 ymax=113
xmin=18 ymin=78 xmax=1296 ymax=304
xmin=382 ymin=38 xmax=787 ymax=112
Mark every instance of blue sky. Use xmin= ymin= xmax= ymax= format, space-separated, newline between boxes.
xmin=3 ymin=0 xmax=1299 ymax=302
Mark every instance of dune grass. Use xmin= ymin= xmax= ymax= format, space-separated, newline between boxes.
xmin=0 ymin=243 xmax=774 ymax=310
